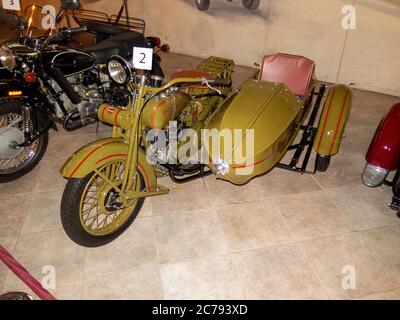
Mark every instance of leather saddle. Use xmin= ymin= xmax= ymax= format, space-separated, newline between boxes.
xmin=81 ymin=20 xmax=146 ymax=64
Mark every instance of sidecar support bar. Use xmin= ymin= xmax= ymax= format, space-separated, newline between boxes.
xmin=277 ymin=85 xmax=327 ymax=174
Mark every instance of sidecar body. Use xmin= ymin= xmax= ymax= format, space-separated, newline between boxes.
xmin=204 ymin=53 xmax=352 ymax=185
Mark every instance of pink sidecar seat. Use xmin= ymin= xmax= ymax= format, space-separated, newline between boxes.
xmin=260 ymin=53 xmax=315 ymax=97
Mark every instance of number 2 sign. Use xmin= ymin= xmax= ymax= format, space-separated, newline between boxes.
xmin=2 ymin=0 xmax=21 ymax=11
xmin=132 ymin=47 xmax=153 ymax=71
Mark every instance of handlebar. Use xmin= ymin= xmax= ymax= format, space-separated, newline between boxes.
xmin=65 ymin=26 xmax=88 ymax=35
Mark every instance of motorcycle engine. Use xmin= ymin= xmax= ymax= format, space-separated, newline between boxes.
xmin=49 ymin=70 xmax=109 ymax=124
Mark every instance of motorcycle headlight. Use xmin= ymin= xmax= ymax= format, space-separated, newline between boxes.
xmin=107 ymin=56 xmax=132 ymax=85
xmin=0 ymin=46 xmax=17 ymax=71
xmin=362 ymin=164 xmax=389 ymax=187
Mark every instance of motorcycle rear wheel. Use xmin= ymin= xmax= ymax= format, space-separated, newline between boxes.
xmin=0 ymin=101 xmax=48 ymax=183
xmin=242 ymin=0 xmax=260 ymax=10
xmin=195 ymin=0 xmax=210 ymax=11
xmin=60 ymin=160 xmax=145 ymax=247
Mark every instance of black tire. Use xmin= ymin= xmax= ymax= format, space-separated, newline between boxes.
xmin=61 ymin=171 xmax=145 ymax=247
xmin=242 ymin=0 xmax=260 ymax=10
xmin=316 ymin=154 xmax=331 ymax=172
xmin=195 ymin=0 xmax=210 ymax=11
xmin=0 ymin=101 xmax=48 ymax=183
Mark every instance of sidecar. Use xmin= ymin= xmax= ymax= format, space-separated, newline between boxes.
xmin=204 ymin=53 xmax=352 ymax=185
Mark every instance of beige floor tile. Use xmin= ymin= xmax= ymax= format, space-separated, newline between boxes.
xmin=299 ymin=232 xmax=400 ymax=299
xmin=231 ymin=244 xmax=329 ymax=300
xmin=1 ymin=280 xmax=82 ymax=300
xmin=325 ymin=186 xmax=399 ymax=231
xmin=3 ymin=230 xmax=86 ymax=290
xmin=83 ymin=218 xmax=158 ymax=277
xmin=312 ymin=156 xmax=363 ymax=189
xmin=0 ymin=193 xmax=33 ymax=238
xmin=36 ymin=159 xmax=67 ymax=192
xmin=354 ymin=289 xmax=400 ymax=300
xmin=204 ymin=175 xmax=269 ymax=206
xmin=273 ymin=191 xmax=351 ymax=241
xmin=217 ymin=200 xmax=292 ymax=251
xmin=361 ymin=225 xmax=400 ymax=276
xmin=154 ymin=210 xmax=228 ymax=264
xmin=260 ymin=168 xmax=321 ymax=196
xmin=81 ymin=267 xmax=164 ymax=300
xmin=341 ymin=125 xmax=376 ymax=156
xmin=0 ymin=169 xmax=38 ymax=198
xmin=160 ymin=255 xmax=245 ymax=300
xmin=151 ymin=178 xmax=210 ymax=215
xmin=0 ymin=237 xmax=18 ymax=293
xmin=20 ymin=190 xmax=63 ymax=235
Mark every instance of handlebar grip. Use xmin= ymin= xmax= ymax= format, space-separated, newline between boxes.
xmin=68 ymin=26 xmax=88 ymax=34
xmin=208 ymin=78 xmax=232 ymax=86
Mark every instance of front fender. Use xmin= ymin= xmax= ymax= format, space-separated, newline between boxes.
xmin=314 ymin=84 xmax=352 ymax=156
xmin=60 ymin=137 xmax=158 ymax=192
xmin=366 ymin=103 xmax=400 ymax=170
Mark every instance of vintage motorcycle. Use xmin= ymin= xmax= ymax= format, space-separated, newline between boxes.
xmin=59 ymin=51 xmax=352 ymax=247
xmin=0 ymin=0 xmax=164 ymax=182
xmin=362 ymin=102 xmax=400 ymax=218
xmin=195 ymin=0 xmax=260 ymax=11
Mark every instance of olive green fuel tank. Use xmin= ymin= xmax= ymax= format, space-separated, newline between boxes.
xmin=142 ymin=92 xmax=191 ymax=129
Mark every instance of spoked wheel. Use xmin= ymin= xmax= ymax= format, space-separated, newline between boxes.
xmin=242 ymin=0 xmax=260 ymax=10
xmin=195 ymin=0 xmax=210 ymax=11
xmin=0 ymin=101 xmax=48 ymax=183
xmin=61 ymin=160 xmax=145 ymax=247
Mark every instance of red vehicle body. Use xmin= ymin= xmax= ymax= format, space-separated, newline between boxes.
xmin=366 ymin=103 xmax=400 ymax=170
xmin=362 ymin=102 xmax=400 ymax=217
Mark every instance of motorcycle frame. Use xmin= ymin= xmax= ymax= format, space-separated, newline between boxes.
xmin=276 ymin=85 xmax=327 ymax=174
xmin=91 ymin=76 xmax=208 ymax=203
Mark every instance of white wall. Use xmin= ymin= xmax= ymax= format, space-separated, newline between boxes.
xmin=83 ymin=0 xmax=400 ymax=96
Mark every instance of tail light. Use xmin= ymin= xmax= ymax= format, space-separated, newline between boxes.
xmin=362 ymin=163 xmax=390 ymax=187
xmin=24 ymin=71 xmax=37 ymax=83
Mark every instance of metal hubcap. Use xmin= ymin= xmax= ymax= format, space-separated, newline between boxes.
xmin=0 ymin=127 xmax=24 ymax=159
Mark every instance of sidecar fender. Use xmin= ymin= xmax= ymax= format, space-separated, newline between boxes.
xmin=60 ymin=138 xmax=158 ymax=192
xmin=314 ymin=85 xmax=352 ymax=156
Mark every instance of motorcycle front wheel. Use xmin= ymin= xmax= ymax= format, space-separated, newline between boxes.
xmin=60 ymin=160 xmax=145 ymax=247
xmin=0 ymin=101 xmax=48 ymax=183
xmin=195 ymin=0 xmax=210 ymax=11
xmin=242 ymin=0 xmax=260 ymax=10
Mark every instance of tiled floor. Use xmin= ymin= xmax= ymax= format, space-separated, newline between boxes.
xmin=1 ymin=52 xmax=400 ymax=300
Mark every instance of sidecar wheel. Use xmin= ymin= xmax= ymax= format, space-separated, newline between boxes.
xmin=242 ymin=0 xmax=260 ymax=10
xmin=0 ymin=101 xmax=48 ymax=183
xmin=195 ymin=0 xmax=210 ymax=11
xmin=61 ymin=163 xmax=145 ymax=247
xmin=316 ymin=154 xmax=331 ymax=172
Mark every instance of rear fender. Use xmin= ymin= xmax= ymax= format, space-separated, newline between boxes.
xmin=60 ymin=138 xmax=158 ymax=192
xmin=314 ymin=85 xmax=352 ymax=156
xmin=366 ymin=103 xmax=400 ymax=170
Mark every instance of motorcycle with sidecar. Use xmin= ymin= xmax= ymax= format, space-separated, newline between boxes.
xmin=362 ymin=102 xmax=400 ymax=218
xmin=60 ymin=52 xmax=352 ymax=247
xmin=0 ymin=0 xmax=165 ymax=182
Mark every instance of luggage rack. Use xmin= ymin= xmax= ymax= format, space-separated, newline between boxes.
xmin=70 ymin=9 xmax=146 ymax=34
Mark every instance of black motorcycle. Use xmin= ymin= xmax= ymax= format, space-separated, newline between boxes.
xmin=0 ymin=0 xmax=165 ymax=182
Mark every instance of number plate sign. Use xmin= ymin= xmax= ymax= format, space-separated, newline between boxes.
xmin=2 ymin=0 xmax=21 ymax=11
xmin=132 ymin=47 xmax=153 ymax=71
